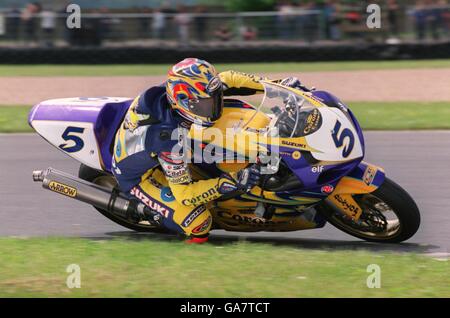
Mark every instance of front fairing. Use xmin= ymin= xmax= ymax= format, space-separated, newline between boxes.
xmin=189 ymin=82 xmax=365 ymax=196
xmin=243 ymin=82 xmax=365 ymax=190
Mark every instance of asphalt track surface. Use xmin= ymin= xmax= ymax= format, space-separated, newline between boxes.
xmin=0 ymin=132 xmax=449 ymax=257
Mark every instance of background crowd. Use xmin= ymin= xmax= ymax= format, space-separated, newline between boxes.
xmin=0 ymin=0 xmax=449 ymax=47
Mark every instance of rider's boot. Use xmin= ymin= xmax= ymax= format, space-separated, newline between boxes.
xmin=186 ymin=233 xmax=209 ymax=244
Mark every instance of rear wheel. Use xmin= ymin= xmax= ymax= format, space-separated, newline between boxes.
xmin=318 ymin=178 xmax=420 ymax=243
xmin=78 ymin=164 xmax=170 ymax=233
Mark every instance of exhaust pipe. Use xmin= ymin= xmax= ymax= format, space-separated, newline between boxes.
xmin=32 ymin=167 xmax=162 ymax=224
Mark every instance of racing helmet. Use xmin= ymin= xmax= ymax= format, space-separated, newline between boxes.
xmin=166 ymin=58 xmax=223 ymax=126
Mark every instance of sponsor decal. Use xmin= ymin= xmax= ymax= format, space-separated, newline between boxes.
xmin=112 ymin=159 xmax=122 ymax=175
xmin=311 ymin=165 xmax=324 ymax=173
xmin=165 ymin=168 xmax=189 ymax=178
xmin=160 ymin=187 xmax=175 ymax=202
xmin=333 ymin=194 xmax=361 ymax=218
xmin=292 ymin=151 xmax=301 ymax=160
xmin=48 ymin=181 xmax=77 ymax=198
xmin=130 ymin=187 xmax=174 ymax=218
xmin=217 ymin=211 xmax=290 ymax=227
xmin=321 ymin=184 xmax=334 ymax=194
xmin=218 ymin=181 xmax=238 ymax=194
xmin=168 ymin=175 xmax=192 ymax=185
xmin=182 ymin=187 xmax=219 ymax=205
xmin=159 ymin=154 xmax=192 ymax=184
xmin=281 ymin=140 xmax=307 ymax=149
xmin=148 ymin=177 xmax=163 ymax=189
xmin=303 ymin=108 xmax=321 ymax=134
xmin=192 ymin=216 xmax=212 ymax=234
xmin=115 ymin=140 xmax=122 ymax=158
xmin=363 ymin=166 xmax=377 ymax=186
xmin=182 ymin=205 xmax=207 ymax=227
xmin=163 ymin=163 xmax=185 ymax=171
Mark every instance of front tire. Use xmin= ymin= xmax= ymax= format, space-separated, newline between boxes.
xmin=318 ymin=178 xmax=420 ymax=243
xmin=78 ymin=164 xmax=170 ymax=234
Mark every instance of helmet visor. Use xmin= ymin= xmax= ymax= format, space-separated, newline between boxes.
xmin=188 ymin=91 xmax=223 ymax=122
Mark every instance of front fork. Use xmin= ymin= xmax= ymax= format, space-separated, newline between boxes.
xmin=326 ymin=162 xmax=386 ymax=222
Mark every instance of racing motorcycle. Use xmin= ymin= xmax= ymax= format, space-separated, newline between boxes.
xmin=29 ymin=81 xmax=420 ymax=243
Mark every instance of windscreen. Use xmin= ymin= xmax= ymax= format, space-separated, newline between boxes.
xmin=243 ymin=82 xmax=322 ymax=138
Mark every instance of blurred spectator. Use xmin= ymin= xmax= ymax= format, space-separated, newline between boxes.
xmin=277 ymin=0 xmax=296 ymax=40
xmin=21 ymin=2 xmax=41 ymax=44
xmin=413 ymin=0 xmax=427 ymax=40
xmin=8 ymin=5 xmax=21 ymax=40
xmin=174 ymin=5 xmax=192 ymax=46
xmin=324 ymin=0 xmax=341 ymax=41
xmin=194 ymin=5 xmax=207 ymax=42
xmin=428 ymin=0 xmax=442 ymax=40
xmin=139 ymin=7 xmax=151 ymax=38
xmin=302 ymin=1 xmax=319 ymax=43
xmin=152 ymin=8 xmax=165 ymax=40
xmin=413 ymin=0 xmax=449 ymax=41
xmin=430 ymin=0 xmax=449 ymax=40
xmin=215 ymin=25 xmax=233 ymax=41
xmin=387 ymin=0 xmax=400 ymax=37
xmin=441 ymin=0 xmax=450 ymax=37
xmin=98 ymin=7 xmax=115 ymax=41
xmin=40 ymin=7 xmax=56 ymax=47
xmin=239 ymin=25 xmax=257 ymax=41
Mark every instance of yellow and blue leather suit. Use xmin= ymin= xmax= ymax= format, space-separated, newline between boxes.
xmin=112 ymin=71 xmax=269 ymax=237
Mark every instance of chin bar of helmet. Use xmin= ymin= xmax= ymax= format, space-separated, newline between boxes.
xmin=32 ymin=168 xmax=162 ymax=225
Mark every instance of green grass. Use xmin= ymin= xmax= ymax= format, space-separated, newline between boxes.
xmin=350 ymin=101 xmax=450 ymax=130
xmin=0 ymin=238 xmax=448 ymax=297
xmin=3 ymin=102 xmax=450 ymax=133
xmin=0 ymin=106 xmax=32 ymax=133
xmin=1 ymin=59 xmax=450 ymax=77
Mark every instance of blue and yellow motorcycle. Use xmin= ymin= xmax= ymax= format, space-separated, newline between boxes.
xmin=30 ymin=81 xmax=420 ymax=243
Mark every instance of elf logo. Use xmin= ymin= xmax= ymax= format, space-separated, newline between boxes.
xmin=312 ymin=166 xmax=324 ymax=173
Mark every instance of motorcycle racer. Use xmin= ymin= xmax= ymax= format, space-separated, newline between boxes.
xmin=112 ymin=58 xmax=301 ymax=243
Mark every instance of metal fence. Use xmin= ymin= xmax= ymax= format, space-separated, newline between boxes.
xmin=0 ymin=7 xmax=449 ymax=48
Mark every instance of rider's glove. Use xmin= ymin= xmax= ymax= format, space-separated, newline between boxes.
xmin=280 ymin=77 xmax=303 ymax=90
xmin=218 ymin=164 xmax=261 ymax=194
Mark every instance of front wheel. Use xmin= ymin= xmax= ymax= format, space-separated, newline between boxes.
xmin=318 ymin=178 xmax=420 ymax=243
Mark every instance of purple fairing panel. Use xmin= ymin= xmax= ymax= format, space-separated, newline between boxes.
xmin=28 ymin=103 xmax=103 ymax=125
xmin=29 ymin=98 xmax=132 ymax=172
xmin=346 ymin=161 xmax=386 ymax=189
xmin=94 ymin=102 xmax=131 ymax=171
xmin=279 ymin=145 xmax=362 ymax=190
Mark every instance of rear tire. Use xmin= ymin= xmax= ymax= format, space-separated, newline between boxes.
xmin=78 ymin=164 xmax=170 ymax=234
xmin=318 ymin=178 xmax=420 ymax=243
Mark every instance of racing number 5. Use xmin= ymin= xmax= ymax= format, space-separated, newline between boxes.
xmin=59 ymin=126 xmax=85 ymax=153
xmin=331 ymin=120 xmax=354 ymax=158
